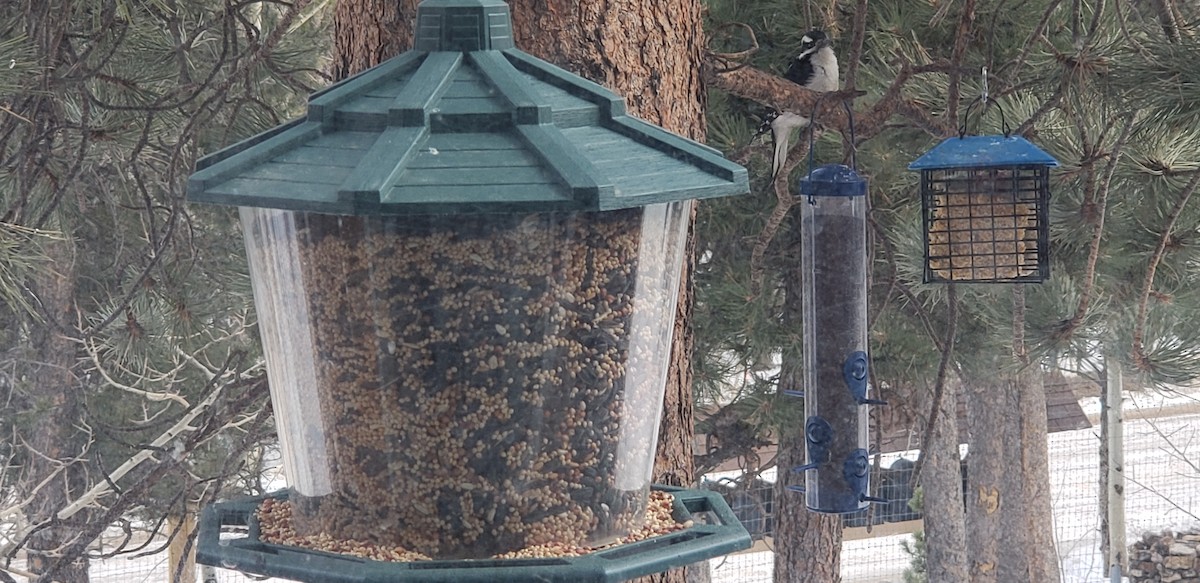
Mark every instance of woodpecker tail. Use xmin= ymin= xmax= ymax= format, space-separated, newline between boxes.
xmin=769 ymin=112 xmax=811 ymax=180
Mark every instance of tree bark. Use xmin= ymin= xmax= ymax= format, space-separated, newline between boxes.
xmin=334 ymin=1 xmax=709 ymax=581
xmin=917 ymin=378 xmax=968 ymax=582
xmin=332 ymin=0 xmax=416 ymax=78
xmin=773 ymin=214 xmax=842 ymax=583
xmin=168 ymin=508 xmax=198 ymax=583
xmin=963 ymin=287 xmax=1060 ymax=583
xmin=22 ymin=238 xmax=90 ymax=583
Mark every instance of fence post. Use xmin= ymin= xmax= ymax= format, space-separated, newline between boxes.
xmin=1103 ymin=352 xmax=1126 ymax=579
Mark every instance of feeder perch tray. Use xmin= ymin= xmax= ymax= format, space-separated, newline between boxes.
xmin=198 ymin=485 xmax=751 ymax=583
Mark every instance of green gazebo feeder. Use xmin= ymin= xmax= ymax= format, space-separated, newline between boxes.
xmin=187 ymin=0 xmax=750 ymax=581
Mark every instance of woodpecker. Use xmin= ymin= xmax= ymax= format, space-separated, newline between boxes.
xmin=755 ymin=30 xmax=840 ymax=180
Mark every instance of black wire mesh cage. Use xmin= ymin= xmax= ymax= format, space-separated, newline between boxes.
xmin=910 ymin=135 xmax=1058 ymax=284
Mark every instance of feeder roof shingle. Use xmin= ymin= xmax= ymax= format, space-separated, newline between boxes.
xmin=188 ymin=0 xmax=747 ymax=215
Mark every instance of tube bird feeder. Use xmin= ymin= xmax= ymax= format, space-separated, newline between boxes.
xmin=186 ymin=0 xmax=751 ymax=580
xmin=791 ymin=163 xmax=885 ymax=514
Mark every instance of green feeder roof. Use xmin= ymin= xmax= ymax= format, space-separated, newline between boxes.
xmin=187 ymin=0 xmax=748 ymax=215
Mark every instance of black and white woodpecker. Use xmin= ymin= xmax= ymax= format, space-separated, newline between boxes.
xmin=756 ymin=30 xmax=840 ymax=180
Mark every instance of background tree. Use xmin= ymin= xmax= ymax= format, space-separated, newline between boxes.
xmin=0 ymin=1 xmax=329 ymax=581
xmin=696 ymin=0 xmax=1200 ymax=581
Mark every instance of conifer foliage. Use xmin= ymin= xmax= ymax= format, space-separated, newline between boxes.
xmin=697 ymin=1 xmax=1200 ymax=581
xmin=0 ymin=1 xmax=329 ymax=581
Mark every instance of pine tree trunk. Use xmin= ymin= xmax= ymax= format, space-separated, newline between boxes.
xmin=168 ymin=509 xmax=198 ymax=583
xmin=1013 ymin=365 xmax=1061 ymax=582
xmin=917 ymin=378 xmax=968 ymax=582
xmin=963 ymin=370 xmax=1009 ymax=582
xmin=774 ymin=430 xmax=842 ymax=583
xmin=773 ymin=215 xmax=842 ymax=583
xmin=333 ymin=2 xmax=707 ymax=581
xmin=23 ymin=238 xmax=90 ymax=583
xmin=963 ymin=287 xmax=1060 ymax=583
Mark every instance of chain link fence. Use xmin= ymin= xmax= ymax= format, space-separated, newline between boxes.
xmin=26 ymin=390 xmax=1195 ymax=583
xmin=703 ymin=395 xmax=1200 ymax=583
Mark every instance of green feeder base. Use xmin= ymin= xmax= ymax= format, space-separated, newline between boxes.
xmin=197 ymin=485 xmax=751 ymax=583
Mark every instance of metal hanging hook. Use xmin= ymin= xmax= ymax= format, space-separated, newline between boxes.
xmin=804 ymin=98 xmax=859 ymax=204
xmin=958 ymin=66 xmax=1010 ymax=139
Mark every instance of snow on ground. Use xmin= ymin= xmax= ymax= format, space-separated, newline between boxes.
xmin=710 ymin=409 xmax=1200 ymax=583
xmin=46 ymin=404 xmax=1200 ymax=582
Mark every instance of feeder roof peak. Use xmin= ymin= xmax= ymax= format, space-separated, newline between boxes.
xmin=908 ymin=134 xmax=1059 ymax=171
xmin=187 ymin=0 xmax=747 ymax=216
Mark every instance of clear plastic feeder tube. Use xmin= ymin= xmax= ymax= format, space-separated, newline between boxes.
xmin=800 ymin=182 xmax=872 ymax=513
xmin=240 ymin=202 xmax=689 ymax=559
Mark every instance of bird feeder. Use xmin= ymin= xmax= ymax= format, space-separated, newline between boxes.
xmin=908 ymin=135 xmax=1058 ymax=283
xmin=186 ymin=0 xmax=751 ymax=580
xmin=791 ymin=164 xmax=885 ymax=514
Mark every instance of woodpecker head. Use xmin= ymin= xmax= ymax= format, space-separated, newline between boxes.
xmin=798 ymin=30 xmax=833 ymax=58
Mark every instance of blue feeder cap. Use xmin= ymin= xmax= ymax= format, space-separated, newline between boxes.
xmin=908 ymin=135 xmax=1059 ymax=170
xmin=798 ymin=164 xmax=868 ymax=197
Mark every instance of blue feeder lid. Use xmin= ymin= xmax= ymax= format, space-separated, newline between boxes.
xmin=908 ymin=135 xmax=1059 ymax=170
xmin=186 ymin=0 xmax=748 ymax=216
xmin=798 ymin=164 xmax=868 ymax=197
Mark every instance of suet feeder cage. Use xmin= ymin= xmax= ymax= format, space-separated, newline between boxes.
xmin=186 ymin=0 xmax=751 ymax=580
xmin=791 ymin=162 xmax=885 ymax=514
xmin=908 ymin=135 xmax=1058 ymax=283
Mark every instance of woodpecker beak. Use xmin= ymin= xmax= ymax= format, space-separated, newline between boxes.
xmin=817 ymin=37 xmax=833 ymax=50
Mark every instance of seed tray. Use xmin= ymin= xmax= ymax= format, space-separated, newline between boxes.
xmin=197 ymin=486 xmax=750 ymax=583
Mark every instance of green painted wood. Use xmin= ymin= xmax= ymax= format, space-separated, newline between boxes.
xmin=516 ymin=71 xmax=597 ymax=111
xmin=470 ymin=51 xmax=549 ymax=125
xmin=242 ymin=161 xmax=352 ymax=185
xmin=516 ymin=124 xmax=605 ymax=205
xmin=189 ymin=121 xmax=322 ymax=192
xmin=308 ymin=52 xmax=425 ymax=123
xmin=337 ymin=125 xmax=429 ymax=202
xmin=194 ymin=117 xmax=307 ymax=172
xmin=332 ymin=112 xmax=389 ymax=133
xmin=443 ymin=77 xmax=494 ymax=99
xmin=383 ymin=183 xmax=571 ymax=206
xmin=337 ymin=95 xmax=394 ymax=116
xmin=407 ymin=147 xmax=541 ymax=169
xmin=206 ymin=178 xmax=348 ymax=213
xmin=425 ymin=131 xmax=526 ymax=151
xmin=395 ymin=165 xmax=555 ymax=186
xmin=502 ymin=49 xmax=625 ymax=118
xmin=363 ymin=75 xmax=419 ymax=99
xmin=608 ymin=117 xmax=743 ymax=180
xmin=601 ymin=182 xmax=752 ymax=210
xmin=307 ymin=131 xmax=379 ymax=151
xmin=272 ymin=146 xmax=363 ymax=168
xmin=188 ymin=1 xmax=749 ymax=216
xmin=436 ymin=96 xmax=509 ymax=115
xmin=388 ymin=52 xmax=463 ymax=127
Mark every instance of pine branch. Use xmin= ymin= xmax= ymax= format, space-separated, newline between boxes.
xmin=843 ymin=0 xmax=868 ymax=91
xmin=945 ymin=0 xmax=977 ymax=126
xmin=1132 ymin=170 xmax=1200 ymax=372
xmin=747 ymin=139 xmax=811 ymax=298
xmin=1060 ymin=114 xmax=1136 ymax=338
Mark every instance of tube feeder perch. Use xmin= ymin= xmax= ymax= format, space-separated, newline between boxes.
xmin=186 ymin=0 xmax=751 ymax=579
xmin=790 ymin=163 xmax=885 ymax=514
xmin=908 ymin=135 xmax=1058 ymax=283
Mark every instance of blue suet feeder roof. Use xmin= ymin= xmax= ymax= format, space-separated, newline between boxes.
xmin=908 ymin=134 xmax=1058 ymax=283
xmin=908 ymin=135 xmax=1059 ymax=171
xmin=187 ymin=0 xmax=748 ymax=216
